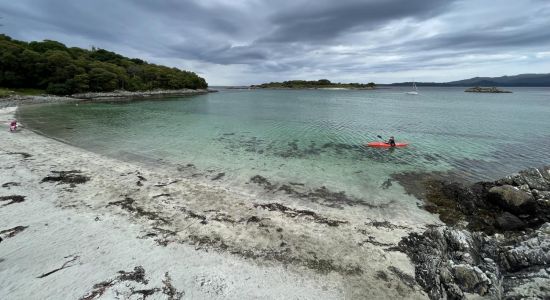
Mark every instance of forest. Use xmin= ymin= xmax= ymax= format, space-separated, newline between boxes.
xmin=0 ymin=34 xmax=207 ymax=95
xmin=252 ymin=79 xmax=376 ymax=89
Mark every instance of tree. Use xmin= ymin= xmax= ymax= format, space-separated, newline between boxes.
xmin=0 ymin=34 xmax=208 ymax=94
xmin=29 ymin=40 xmax=67 ymax=53
xmin=88 ymin=68 xmax=118 ymax=92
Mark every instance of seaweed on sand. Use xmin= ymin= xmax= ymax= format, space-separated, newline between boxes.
xmin=254 ymin=202 xmax=348 ymax=227
xmin=0 ymin=195 xmax=25 ymax=206
xmin=41 ymin=170 xmax=90 ymax=185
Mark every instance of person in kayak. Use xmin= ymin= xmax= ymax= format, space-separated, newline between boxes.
xmin=9 ymin=120 xmax=17 ymax=132
xmin=386 ymin=136 xmax=396 ymax=147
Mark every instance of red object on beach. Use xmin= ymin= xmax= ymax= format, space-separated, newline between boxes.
xmin=366 ymin=142 xmax=409 ymax=148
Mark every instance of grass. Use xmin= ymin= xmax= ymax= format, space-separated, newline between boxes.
xmin=0 ymin=87 xmax=46 ymax=98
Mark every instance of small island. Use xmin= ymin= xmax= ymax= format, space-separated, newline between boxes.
xmin=464 ymin=86 xmax=512 ymax=93
xmin=251 ymin=79 xmax=376 ymax=90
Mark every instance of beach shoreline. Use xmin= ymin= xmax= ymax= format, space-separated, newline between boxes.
xmin=0 ymin=89 xmax=214 ymax=109
xmin=0 ymin=106 xmax=430 ymax=299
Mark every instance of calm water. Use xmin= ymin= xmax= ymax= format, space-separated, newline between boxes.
xmin=18 ymin=87 xmax=550 ymax=201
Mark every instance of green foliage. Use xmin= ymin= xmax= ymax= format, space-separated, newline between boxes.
xmin=253 ymin=79 xmax=376 ymax=89
xmin=0 ymin=87 xmax=45 ymax=98
xmin=0 ymin=34 xmax=207 ymax=95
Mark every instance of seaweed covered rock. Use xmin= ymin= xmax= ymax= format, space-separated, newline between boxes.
xmin=488 ymin=185 xmax=536 ymax=214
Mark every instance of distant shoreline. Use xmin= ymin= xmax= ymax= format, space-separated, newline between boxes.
xmin=250 ymin=87 xmax=376 ymax=90
xmin=0 ymin=88 xmax=214 ymax=108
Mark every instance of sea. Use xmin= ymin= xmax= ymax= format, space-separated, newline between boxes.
xmin=17 ymin=87 xmax=550 ymax=207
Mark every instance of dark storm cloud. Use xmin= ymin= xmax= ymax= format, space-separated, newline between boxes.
xmin=262 ymin=0 xmax=455 ymax=42
xmin=1 ymin=0 xmax=550 ymax=84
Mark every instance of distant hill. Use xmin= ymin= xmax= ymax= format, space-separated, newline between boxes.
xmin=389 ymin=74 xmax=550 ymax=87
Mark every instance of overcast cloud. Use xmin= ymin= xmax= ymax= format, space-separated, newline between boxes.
xmin=1 ymin=0 xmax=550 ymax=85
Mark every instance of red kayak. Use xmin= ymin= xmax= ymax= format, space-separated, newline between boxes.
xmin=366 ymin=142 xmax=409 ymax=148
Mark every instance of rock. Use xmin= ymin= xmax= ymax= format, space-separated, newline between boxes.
xmin=539 ymin=166 xmax=550 ymax=184
xmin=399 ymin=223 xmax=550 ymax=299
xmin=500 ymin=223 xmax=550 ymax=272
xmin=519 ymin=168 xmax=550 ymax=191
xmin=464 ymin=86 xmax=512 ymax=93
xmin=488 ymin=185 xmax=536 ymax=214
xmin=496 ymin=212 xmax=526 ymax=231
xmin=451 ymin=264 xmax=491 ymax=295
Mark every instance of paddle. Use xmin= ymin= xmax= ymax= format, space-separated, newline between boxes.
xmin=377 ymin=135 xmax=384 ymax=141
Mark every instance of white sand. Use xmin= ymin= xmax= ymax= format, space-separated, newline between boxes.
xmin=0 ymin=106 xmax=434 ymax=299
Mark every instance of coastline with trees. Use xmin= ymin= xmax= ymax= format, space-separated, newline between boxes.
xmin=251 ymin=79 xmax=376 ymax=90
xmin=0 ymin=34 xmax=208 ymax=96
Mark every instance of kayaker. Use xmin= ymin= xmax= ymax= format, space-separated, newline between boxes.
xmin=387 ymin=136 xmax=396 ymax=147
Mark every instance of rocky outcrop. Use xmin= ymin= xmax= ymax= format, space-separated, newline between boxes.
xmin=71 ymin=89 xmax=211 ymax=100
xmin=399 ymin=224 xmax=550 ymax=299
xmin=397 ymin=166 xmax=550 ymax=299
xmin=0 ymin=89 xmax=214 ymax=108
xmin=465 ymin=86 xmax=512 ymax=93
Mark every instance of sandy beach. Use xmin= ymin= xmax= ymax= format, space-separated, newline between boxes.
xmin=0 ymin=105 xmax=433 ymax=299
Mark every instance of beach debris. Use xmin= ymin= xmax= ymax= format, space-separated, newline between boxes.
xmin=0 ymin=195 xmax=25 ymax=206
xmin=186 ymin=233 xmax=362 ymax=275
xmin=131 ymin=288 xmax=160 ymax=299
xmin=250 ymin=175 xmax=387 ymax=208
xmin=154 ymin=180 xmax=179 ymax=187
xmin=107 ymin=197 xmax=169 ymax=224
xmin=152 ymin=193 xmax=171 ymax=199
xmin=254 ymin=203 xmax=348 ymax=227
xmin=41 ymin=170 xmax=89 ymax=185
xmin=250 ymin=175 xmax=275 ymax=190
xmin=0 ymin=225 xmax=28 ymax=240
xmin=375 ymin=270 xmax=389 ymax=282
xmin=387 ymin=266 xmax=417 ymax=289
xmin=117 ymin=266 xmax=148 ymax=284
xmin=176 ymin=163 xmax=195 ymax=172
xmin=363 ymin=219 xmax=410 ymax=230
xmin=211 ymin=172 xmax=225 ymax=180
xmin=246 ymin=216 xmax=261 ymax=223
xmin=6 ymin=152 xmax=32 ymax=159
xmin=162 ymin=272 xmax=184 ymax=300
xmin=210 ymin=212 xmax=237 ymax=224
xmin=136 ymin=174 xmax=147 ymax=186
xmin=1 ymin=182 xmax=20 ymax=188
xmin=358 ymin=236 xmax=394 ymax=247
xmin=37 ymin=255 xmax=80 ymax=278
xmin=81 ymin=266 xmax=183 ymax=300
xmin=150 ymin=227 xmax=178 ymax=246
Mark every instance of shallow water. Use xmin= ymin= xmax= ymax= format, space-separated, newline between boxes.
xmin=18 ymin=87 xmax=550 ymax=204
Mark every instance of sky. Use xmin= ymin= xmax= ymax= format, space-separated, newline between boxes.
xmin=1 ymin=0 xmax=550 ymax=85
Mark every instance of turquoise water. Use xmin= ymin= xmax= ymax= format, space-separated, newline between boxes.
xmin=18 ymin=87 xmax=550 ymax=201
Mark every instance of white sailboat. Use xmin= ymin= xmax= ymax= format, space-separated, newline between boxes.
xmin=405 ymin=81 xmax=419 ymax=95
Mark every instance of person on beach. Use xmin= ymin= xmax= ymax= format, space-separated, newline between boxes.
xmin=9 ymin=120 xmax=17 ymax=132
xmin=387 ymin=136 xmax=396 ymax=147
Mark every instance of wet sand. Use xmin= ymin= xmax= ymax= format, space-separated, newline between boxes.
xmin=0 ymin=106 xmax=437 ymax=299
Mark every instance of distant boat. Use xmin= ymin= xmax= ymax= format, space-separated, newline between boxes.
xmin=405 ymin=81 xmax=419 ymax=95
